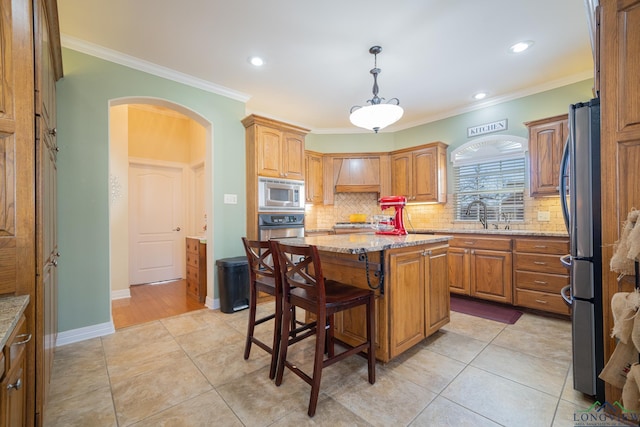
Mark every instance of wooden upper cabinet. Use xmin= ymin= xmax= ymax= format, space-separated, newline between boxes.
xmin=255 ymin=125 xmax=283 ymax=178
xmin=304 ymin=150 xmax=323 ymax=205
xmin=282 ymin=132 xmax=305 ymax=180
xmin=390 ymin=142 xmax=447 ymax=203
xmin=390 ymin=152 xmax=411 ymax=199
xmin=525 ymin=114 xmax=568 ymax=197
xmin=242 ymin=115 xmax=308 ymax=181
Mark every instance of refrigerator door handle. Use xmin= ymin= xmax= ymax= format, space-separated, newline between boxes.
xmin=559 ymin=136 xmax=570 ymax=233
xmin=560 ymin=254 xmax=572 ymax=268
xmin=560 ymin=284 xmax=572 ymax=306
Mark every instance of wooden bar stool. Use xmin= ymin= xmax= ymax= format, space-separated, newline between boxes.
xmin=270 ymin=240 xmax=376 ymax=417
xmin=241 ymin=237 xmax=290 ymax=379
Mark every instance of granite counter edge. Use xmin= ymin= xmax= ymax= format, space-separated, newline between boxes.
xmin=0 ymin=295 xmax=30 ymax=349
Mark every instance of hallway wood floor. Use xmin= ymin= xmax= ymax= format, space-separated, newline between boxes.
xmin=111 ymin=279 xmax=205 ymax=329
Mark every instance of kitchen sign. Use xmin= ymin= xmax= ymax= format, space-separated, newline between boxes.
xmin=467 ymin=119 xmax=508 ymax=137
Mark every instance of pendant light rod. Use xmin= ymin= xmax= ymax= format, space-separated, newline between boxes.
xmin=349 ymin=45 xmax=403 ymax=133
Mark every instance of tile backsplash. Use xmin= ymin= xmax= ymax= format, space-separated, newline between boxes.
xmin=305 ymin=192 xmax=566 ymax=232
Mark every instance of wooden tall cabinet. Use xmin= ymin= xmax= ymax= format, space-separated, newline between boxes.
xmin=0 ymin=0 xmax=62 ymax=424
xmin=599 ymin=0 xmax=640 ymax=404
xmin=525 ymin=114 xmax=568 ymax=197
xmin=243 ymin=115 xmax=309 ymax=240
xmin=34 ymin=0 xmax=62 ymax=420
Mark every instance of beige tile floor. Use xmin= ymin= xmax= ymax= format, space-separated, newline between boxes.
xmin=44 ymin=304 xmax=596 ymax=426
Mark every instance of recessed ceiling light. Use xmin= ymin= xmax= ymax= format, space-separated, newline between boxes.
xmin=509 ymin=40 xmax=534 ymax=53
xmin=249 ymin=56 xmax=264 ymax=67
xmin=473 ymin=92 xmax=487 ymax=100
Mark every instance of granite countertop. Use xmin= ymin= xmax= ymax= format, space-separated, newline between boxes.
xmin=281 ymin=233 xmax=452 ymax=254
xmin=0 ymin=295 xmax=30 ymax=349
xmin=412 ymin=228 xmax=569 ymax=237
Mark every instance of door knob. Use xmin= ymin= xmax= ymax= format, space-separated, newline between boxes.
xmin=173 ymin=227 xmax=181 ymax=231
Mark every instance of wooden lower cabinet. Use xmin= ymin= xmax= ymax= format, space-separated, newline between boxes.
xmin=470 ymin=249 xmax=513 ymax=304
xmin=186 ymin=238 xmax=207 ymax=303
xmin=325 ymin=242 xmax=449 ymax=362
xmin=1 ymin=315 xmax=29 ymax=427
xmin=444 ymin=233 xmax=570 ymax=315
xmin=388 ymin=247 xmax=426 ymax=358
xmin=513 ymin=237 xmax=570 ymax=315
xmin=448 ymin=247 xmax=470 ymax=295
xmin=445 ymin=235 xmax=513 ymax=304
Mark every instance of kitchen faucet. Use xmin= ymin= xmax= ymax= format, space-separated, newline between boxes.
xmin=465 ymin=200 xmax=488 ymax=229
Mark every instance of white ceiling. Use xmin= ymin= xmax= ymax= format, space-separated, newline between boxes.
xmin=57 ymin=0 xmax=595 ymax=134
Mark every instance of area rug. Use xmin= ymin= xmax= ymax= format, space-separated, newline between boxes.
xmin=450 ymin=296 xmax=523 ymax=324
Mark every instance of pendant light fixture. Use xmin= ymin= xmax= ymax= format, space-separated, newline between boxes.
xmin=349 ymin=46 xmax=403 ymax=133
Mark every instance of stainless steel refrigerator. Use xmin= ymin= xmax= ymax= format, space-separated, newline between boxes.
xmin=559 ymin=98 xmax=604 ymax=401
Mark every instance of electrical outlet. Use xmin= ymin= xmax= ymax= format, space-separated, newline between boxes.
xmin=223 ymin=194 xmax=237 ymax=204
xmin=537 ymin=211 xmax=550 ymax=221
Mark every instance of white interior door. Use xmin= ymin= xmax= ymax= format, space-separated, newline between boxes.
xmin=129 ymin=162 xmax=185 ymax=285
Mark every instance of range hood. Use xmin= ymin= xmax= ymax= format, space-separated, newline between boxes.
xmin=335 ymin=184 xmax=380 ymax=193
xmin=333 ymin=157 xmax=381 ymax=193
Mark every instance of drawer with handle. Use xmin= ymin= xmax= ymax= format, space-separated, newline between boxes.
xmin=515 ymin=271 xmax=569 ymax=293
xmin=515 ymin=289 xmax=570 ymax=315
xmin=448 ymin=236 xmax=512 ymax=251
xmin=514 ymin=253 xmax=567 ymax=275
xmin=514 ymin=239 xmax=569 ymax=255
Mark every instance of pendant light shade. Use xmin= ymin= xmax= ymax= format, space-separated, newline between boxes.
xmin=349 ymin=46 xmax=403 ymax=133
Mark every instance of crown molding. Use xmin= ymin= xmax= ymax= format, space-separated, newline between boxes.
xmin=61 ymin=34 xmax=251 ymax=103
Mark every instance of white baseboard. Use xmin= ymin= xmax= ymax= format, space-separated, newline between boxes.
xmin=56 ymin=321 xmax=115 ymax=347
xmin=111 ymin=288 xmax=131 ymax=300
xmin=206 ymin=296 xmax=219 ymax=310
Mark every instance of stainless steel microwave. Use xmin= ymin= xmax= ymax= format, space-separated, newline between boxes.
xmin=258 ymin=177 xmax=305 ymax=211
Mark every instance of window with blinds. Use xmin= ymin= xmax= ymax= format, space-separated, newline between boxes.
xmin=454 ymin=158 xmax=525 ymax=222
xmin=450 ymin=134 xmax=528 ymax=224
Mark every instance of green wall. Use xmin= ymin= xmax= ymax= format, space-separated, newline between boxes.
xmin=57 ymin=46 xmax=593 ymax=334
xmin=307 ymin=78 xmax=594 ymax=192
xmin=57 ymin=49 xmax=247 ymax=333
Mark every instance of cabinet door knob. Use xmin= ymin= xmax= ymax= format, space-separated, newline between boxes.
xmin=7 ymin=378 xmax=22 ymax=391
xmin=49 ymin=127 xmax=57 ymax=136
xmin=173 ymin=227 xmax=181 ymax=231
xmin=52 ymin=259 xmax=58 ymax=267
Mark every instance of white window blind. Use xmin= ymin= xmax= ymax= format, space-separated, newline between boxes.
xmin=454 ymin=158 xmax=525 ymax=222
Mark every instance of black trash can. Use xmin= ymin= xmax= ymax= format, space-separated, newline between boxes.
xmin=216 ymin=256 xmax=250 ymax=313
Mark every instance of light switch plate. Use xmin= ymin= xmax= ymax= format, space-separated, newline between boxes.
xmin=223 ymin=194 xmax=238 ymax=204
xmin=537 ymin=211 xmax=550 ymax=221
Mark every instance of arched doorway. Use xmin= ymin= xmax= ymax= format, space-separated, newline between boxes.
xmin=108 ymin=97 xmax=213 ymax=327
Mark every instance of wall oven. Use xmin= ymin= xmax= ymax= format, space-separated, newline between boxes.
xmin=258 ymin=213 xmax=305 ymax=241
xmin=258 ymin=177 xmax=305 ymax=212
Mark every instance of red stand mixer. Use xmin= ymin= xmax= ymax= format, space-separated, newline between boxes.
xmin=375 ymin=196 xmax=408 ymax=235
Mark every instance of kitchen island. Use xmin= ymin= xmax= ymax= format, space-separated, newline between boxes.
xmin=282 ymin=233 xmax=452 ymax=362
